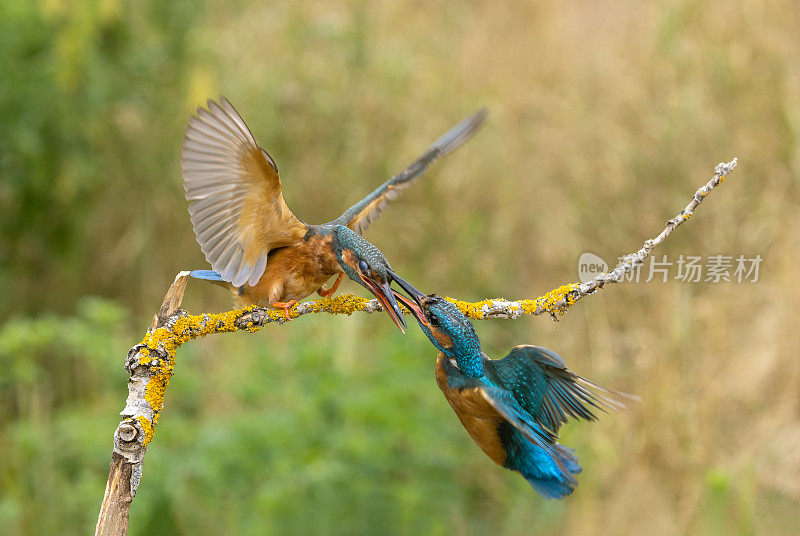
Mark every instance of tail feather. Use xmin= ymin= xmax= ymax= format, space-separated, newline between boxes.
xmin=190 ymin=270 xmax=235 ymax=292
xmin=522 ymin=445 xmax=582 ymax=499
xmin=503 ymin=425 xmax=582 ymax=500
xmin=525 ymin=475 xmax=577 ymax=500
xmin=190 ymin=269 xmax=225 ymax=282
xmin=554 ymin=444 xmax=582 ymax=475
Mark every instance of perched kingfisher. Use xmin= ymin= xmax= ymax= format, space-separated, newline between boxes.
xmin=391 ymin=276 xmax=630 ymax=499
xmin=182 ymin=98 xmax=487 ymax=329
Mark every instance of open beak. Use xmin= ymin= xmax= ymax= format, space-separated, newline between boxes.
xmin=359 ymin=273 xmax=407 ymax=333
xmin=387 ymin=270 xmax=427 ymax=324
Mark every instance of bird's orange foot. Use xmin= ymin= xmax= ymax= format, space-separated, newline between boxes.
xmin=271 ymin=300 xmax=298 ymax=321
xmin=317 ymin=273 xmax=344 ymax=299
xmin=317 ymin=286 xmax=336 ymax=299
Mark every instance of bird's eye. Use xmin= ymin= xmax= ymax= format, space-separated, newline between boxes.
xmin=358 ymin=260 xmax=369 ymax=273
xmin=428 ymin=313 xmax=439 ymax=327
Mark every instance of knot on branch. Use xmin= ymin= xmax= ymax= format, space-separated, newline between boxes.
xmin=113 ymin=418 xmax=145 ymax=463
xmin=235 ymin=308 xmax=272 ymax=329
xmin=125 ymin=343 xmax=169 ymax=374
xmin=125 ymin=345 xmax=146 ymax=374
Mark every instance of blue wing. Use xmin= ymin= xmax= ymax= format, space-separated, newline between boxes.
xmin=332 ymin=108 xmax=488 ymax=235
xmin=493 ymin=345 xmax=629 ymax=434
xmin=478 ymin=384 xmax=564 ymax=463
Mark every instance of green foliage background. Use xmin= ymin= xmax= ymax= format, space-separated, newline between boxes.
xmin=1 ymin=1 xmax=799 ymax=534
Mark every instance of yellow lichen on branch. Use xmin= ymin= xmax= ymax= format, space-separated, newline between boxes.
xmin=442 ymin=283 xmax=582 ymax=320
xmin=128 ymin=282 xmax=591 ymax=446
xmin=524 ymin=283 xmax=582 ymax=315
xmin=135 ymin=416 xmax=153 ymax=446
xmin=130 ymin=279 xmax=595 ymax=447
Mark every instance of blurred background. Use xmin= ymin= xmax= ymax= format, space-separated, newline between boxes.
xmin=1 ymin=1 xmax=798 ymax=534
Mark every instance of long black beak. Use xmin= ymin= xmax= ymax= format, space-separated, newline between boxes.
xmin=359 ymin=273 xmax=407 ymax=333
xmin=387 ymin=270 xmax=426 ymax=323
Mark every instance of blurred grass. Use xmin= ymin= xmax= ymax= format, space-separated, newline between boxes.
xmin=1 ymin=0 xmax=799 ymax=534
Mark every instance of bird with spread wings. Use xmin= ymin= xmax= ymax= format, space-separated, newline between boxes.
xmin=183 ymin=97 xmax=487 ymax=328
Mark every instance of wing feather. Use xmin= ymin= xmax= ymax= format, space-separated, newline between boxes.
xmin=478 ymin=386 xmax=566 ymax=466
xmin=332 ymin=107 xmax=488 ymax=234
xmin=498 ymin=345 xmax=632 ymax=434
xmin=182 ymin=97 xmax=307 ymax=288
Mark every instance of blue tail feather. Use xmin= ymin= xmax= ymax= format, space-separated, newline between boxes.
xmin=525 ymin=475 xmax=577 ymax=500
xmin=501 ymin=424 xmax=582 ymax=500
xmin=554 ymin=444 xmax=582 ymax=475
xmin=190 ymin=269 xmax=225 ymax=282
xmin=519 ymin=443 xmax=581 ymax=499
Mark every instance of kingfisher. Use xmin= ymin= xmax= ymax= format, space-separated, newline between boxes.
xmin=182 ymin=98 xmax=487 ymax=329
xmin=391 ymin=275 xmax=630 ymax=499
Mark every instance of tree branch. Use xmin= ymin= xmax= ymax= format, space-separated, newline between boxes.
xmin=447 ymin=157 xmax=738 ymax=319
xmin=96 ymin=158 xmax=737 ymax=535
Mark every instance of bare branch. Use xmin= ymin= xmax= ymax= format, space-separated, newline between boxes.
xmin=96 ymin=271 xmax=191 ymax=536
xmin=96 ymin=158 xmax=737 ymax=535
xmin=447 ymin=158 xmax=739 ymax=319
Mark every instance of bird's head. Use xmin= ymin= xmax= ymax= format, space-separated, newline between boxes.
xmin=331 ymin=225 xmax=407 ymax=333
xmin=391 ymin=274 xmax=483 ymax=375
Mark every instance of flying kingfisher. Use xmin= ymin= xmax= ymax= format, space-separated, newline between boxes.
xmin=391 ymin=275 xmax=631 ymax=499
xmin=182 ymin=98 xmax=487 ymax=329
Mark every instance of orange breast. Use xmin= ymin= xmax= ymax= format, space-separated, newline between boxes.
xmin=237 ymin=235 xmax=342 ymax=306
xmin=435 ymin=353 xmax=507 ymax=466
